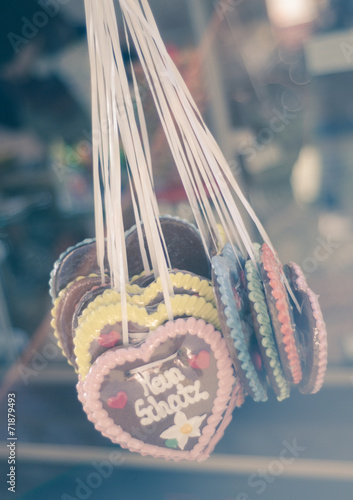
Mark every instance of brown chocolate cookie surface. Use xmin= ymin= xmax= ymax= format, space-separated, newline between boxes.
xmin=126 ymin=216 xmax=210 ymax=279
xmin=50 ymin=239 xmax=108 ymax=300
xmin=53 ymin=275 xmax=107 ymax=367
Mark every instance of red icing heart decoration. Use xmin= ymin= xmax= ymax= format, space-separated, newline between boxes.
xmin=188 ymin=350 xmax=210 ymax=370
xmin=251 ymin=350 xmax=263 ymax=372
xmin=83 ymin=317 xmax=239 ymax=461
xmin=108 ymin=391 xmax=128 ymax=409
xmin=98 ymin=330 xmax=121 ymax=348
xmin=232 ymin=286 xmax=243 ymax=311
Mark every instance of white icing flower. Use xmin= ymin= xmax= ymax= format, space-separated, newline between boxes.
xmin=160 ymin=411 xmax=207 ymax=450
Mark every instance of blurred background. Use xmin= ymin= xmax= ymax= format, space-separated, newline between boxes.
xmin=0 ymin=0 xmax=353 ymax=498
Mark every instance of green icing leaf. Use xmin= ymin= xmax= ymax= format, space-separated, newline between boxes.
xmin=165 ymin=439 xmax=178 ymax=449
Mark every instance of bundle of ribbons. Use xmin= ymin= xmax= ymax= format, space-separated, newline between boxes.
xmin=49 ymin=0 xmax=327 ymax=461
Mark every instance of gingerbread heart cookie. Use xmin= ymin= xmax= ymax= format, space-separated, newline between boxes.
xmin=51 ymin=274 xmax=109 ymax=368
xmin=284 ymin=262 xmax=327 ymax=394
xmin=259 ymin=244 xmax=302 ymax=385
xmin=212 ymin=244 xmax=267 ymax=402
xmin=125 ymin=216 xmax=211 ymax=280
xmin=245 ymin=246 xmax=290 ymax=401
xmin=50 ymin=239 xmax=109 ymax=300
xmin=82 ymin=317 xmax=238 ymax=461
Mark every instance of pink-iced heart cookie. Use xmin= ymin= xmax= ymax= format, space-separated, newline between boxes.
xmin=83 ymin=317 xmax=238 ymax=461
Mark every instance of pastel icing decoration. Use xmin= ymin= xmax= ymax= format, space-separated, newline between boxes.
xmin=76 ymin=375 xmax=85 ymax=406
xmin=73 ymin=271 xmax=215 ymax=334
xmin=221 ymin=243 xmax=246 ymax=268
xmin=77 ymin=375 xmax=108 ymax=435
xmin=251 ymin=351 xmax=263 ymax=373
xmin=82 ymin=317 xmax=237 ymax=461
xmin=130 ymin=273 xmax=156 ymax=288
xmin=165 ymin=439 xmax=178 ymax=449
xmin=260 ymin=243 xmax=302 ymax=385
xmin=51 ymin=274 xmax=106 ymax=368
xmin=73 ymin=286 xmax=140 ymax=333
xmin=188 ymin=350 xmax=210 ymax=370
xmin=106 ymin=271 xmax=216 ymax=309
xmin=72 ymin=283 xmax=112 ymax=332
xmin=125 ymin=216 xmax=211 ymax=280
xmin=74 ymin=294 xmax=220 ymax=380
xmin=160 ymin=412 xmax=207 ymax=450
xmin=212 ymin=245 xmax=267 ymax=402
xmin=98 ymin=330 xmax=121 ymax=348
xmin=134 ymin=271 xmax=216 ymax=308
xmin=284 ymin=262 xmax=327 ymax=395
xmin=90 ymin=320 xmax=148 ymax=374
xmin=200 ymin=379 xmax=244 ymax=459
xmin=245 ymin=252 xmax=290 ymax=401
xmin=108 ymin=391 xmax=128 ymax=409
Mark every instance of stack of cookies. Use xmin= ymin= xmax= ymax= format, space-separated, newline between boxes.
xmin=49 ymin=217 xmax=327 ymax=461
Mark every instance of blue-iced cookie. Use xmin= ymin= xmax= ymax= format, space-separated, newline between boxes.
xmin=212 ymin=244 xmax=267 ymax=402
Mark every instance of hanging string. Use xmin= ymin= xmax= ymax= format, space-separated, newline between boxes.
xmin=119 ymin=0 xmax=269 ymax=260
xmin=84 ymin=0 xmax=175 ymax=345
xmin=84 ymin=0 xmax=300 ymax=319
